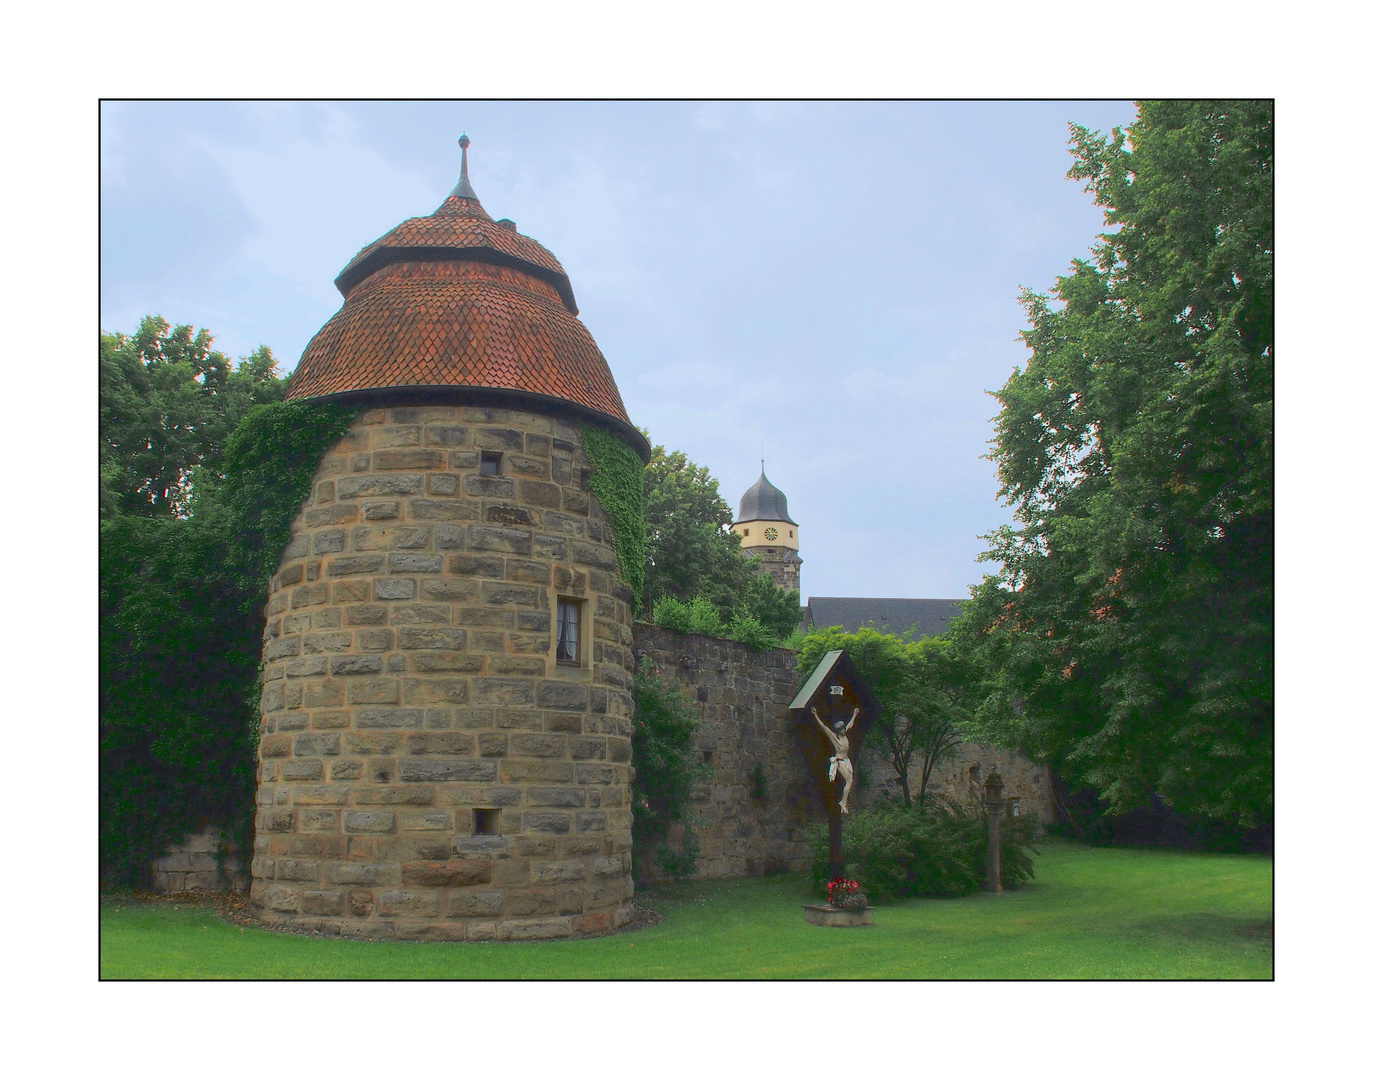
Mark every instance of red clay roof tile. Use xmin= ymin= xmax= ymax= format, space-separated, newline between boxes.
xmin=288 ymin=180 xmax=640 ymax=451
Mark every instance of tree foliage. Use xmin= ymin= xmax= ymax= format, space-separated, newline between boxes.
xmin=960 ymin=101 xmax=1273 ymax=828
xmin=642 ymin=443 xmax=801 ymax=641
xmin=99 ymin=315 xmax=356 ymax=885
xmin=100 ymin=315 xmax=285 ymax=520
xmin=795 ymin=627 xmax=975 ymax=807
xmin=631 ymin=659 xmax=711 ymax=881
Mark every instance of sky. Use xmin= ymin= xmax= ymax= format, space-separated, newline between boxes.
xmin=102 ymin=99 xmax=1141 ymax=603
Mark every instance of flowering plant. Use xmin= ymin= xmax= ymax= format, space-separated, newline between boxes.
xmin=826 ymin=876 xmax=869 ymax=910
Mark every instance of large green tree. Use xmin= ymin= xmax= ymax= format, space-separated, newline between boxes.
xmin=643 ymin=444 xmax=801 ymax=639
xmin=960 ymin=101 xmax=1273 ymax=828
xmin=100 ymin=315 xmax=285 ymax=519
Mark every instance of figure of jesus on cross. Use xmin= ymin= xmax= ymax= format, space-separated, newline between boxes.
xmin=812 ymin=705 xmax=859 ymax=814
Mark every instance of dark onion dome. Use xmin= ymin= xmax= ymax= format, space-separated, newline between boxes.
xmin=736 ymin=465 xmax=797 ymax=525
xmin=286 ymin=135 xmax=647 ymax=460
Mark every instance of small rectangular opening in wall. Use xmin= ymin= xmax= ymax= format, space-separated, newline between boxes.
xmin=702 ymin=750 xmax=714 ymax=764
xmin=556 ymin=597 xmax=582 ymax=664
xmin=479 ymin=451 xmax=502 ymax=475
xmin=473 ymin=809 xmax=500 ymax=836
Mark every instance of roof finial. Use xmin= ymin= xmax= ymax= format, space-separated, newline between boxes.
xmin=449 ymin=133 xmax=479 ymax=200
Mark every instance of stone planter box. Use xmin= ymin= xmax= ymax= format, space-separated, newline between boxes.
xmin=802 ymin=904 xmax=873 ymax=927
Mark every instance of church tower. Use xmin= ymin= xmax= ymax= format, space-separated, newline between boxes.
xmin=730 ymin=465 xmax=801 ymax=595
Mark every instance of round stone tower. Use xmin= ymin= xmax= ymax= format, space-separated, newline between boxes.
xmin=250 ymin=137 xmax=649 ymax=941
xmin=730 ymin=464 xmax=801 ymax=594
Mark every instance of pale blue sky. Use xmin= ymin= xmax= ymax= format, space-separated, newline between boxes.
xmin=101 ymin=99 xmax=1139 ymax=602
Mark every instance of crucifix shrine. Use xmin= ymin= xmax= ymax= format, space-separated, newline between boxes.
xmin=788 ymin=650 xmax=878 ymax=881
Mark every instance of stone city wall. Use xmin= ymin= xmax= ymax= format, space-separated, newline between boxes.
xmin=859 ymin=742 xmax=1056 ymax=823
xmin=631 ymin=624 xmax=822 ymax=881
xmin=151 ymin=827 xmax=248 ymax=893
xmin=631 ymin=624 xmax=1054 ymax=885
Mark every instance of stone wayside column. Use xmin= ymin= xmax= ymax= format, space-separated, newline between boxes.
xmin=250 ymin=405 xmax=637 ymax=940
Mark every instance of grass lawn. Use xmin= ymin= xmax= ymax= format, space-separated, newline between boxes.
xmin=99 ymin=840 xmax=1272 ymax=979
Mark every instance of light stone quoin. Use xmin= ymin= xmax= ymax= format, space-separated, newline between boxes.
xmin=252 ymin=406 xmax=637 ymax=940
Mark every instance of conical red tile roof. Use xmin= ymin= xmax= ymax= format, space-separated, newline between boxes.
xmin=287 ymin=147 xmax=644 ymax=458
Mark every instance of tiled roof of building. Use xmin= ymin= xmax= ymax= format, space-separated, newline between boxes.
xmin=286 ymin=138 xmax=643 ymax=456
xmin=803 ymin=597 xmax=965 ymax=641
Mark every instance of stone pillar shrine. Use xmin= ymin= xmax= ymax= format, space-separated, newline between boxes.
xmin=249 ymin=137 xmax=649 ymax=940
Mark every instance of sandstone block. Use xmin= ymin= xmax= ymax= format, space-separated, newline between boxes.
xmin=343 ymin=811 xmax=396 ymax=834
xmin=405 ymin=731 xmax=474 ymax=755
xmin=518 ymin=480 xmax=562 ymax=508
xmin=301 ymin=889 xmax=345 ymax=916
xmin=371 ymin=424 xmax=421 ymax=447
xmin=511 ymin=733 xmax=566 ymax=758
xmin=343 ymin=732 xmax=403 ymax=754
xmin=338 ymin=475 xmax=423 ymax=499
xmin=282 ymin=759 xmax=324 ymax=781
xmin=527 ymin=787 xmax=586 ymax=808
xmin=447 ymin=553 xmax=504 ymax=576
xmin=353 ymin=786 xmax=435 ymax=806
xmin=447 ymin=891 xmax=504 ymax=918
xmin=285 ymin=656 xmax=329 ymax=678
xmin=274 ymin=859 xmax=320 ymax=882
xmin=467 ymin=526 xmax=532 ymax=554
xmin=408 ymin=499 xmax=477 ymax=521
xmin=523 ymin=812 xmax=571 ymax=834
xmin=373 ymin=448 xmax=446 ymax=471
xmin=399 ymin=860 xmax=493 ymax=887
xmin=420 ymin=579 xmax=480 ymax=601
xmin=373 ymin=578 xmax=416 ymax=600
xmin=397 ymin=627 xmax=466 ymax=650
xmin=388 ymin=553 xmax=443 ymax=574
xmin=473 ymin=678 xmax=536 ymax=707
xmin=398 ymin=759 xmax=497 ymax=783
xmin=537 ymin=682 xmax=589 ymax=709
xmin=377 ymin=890 xmax=440 ymax=917
xmin=424 ymin=424 xmax=468 ymax=446
xmin=362 ymin=501 xmax=401 ymax=521
xmin=329 ymin=655 xmax=382 ymax=676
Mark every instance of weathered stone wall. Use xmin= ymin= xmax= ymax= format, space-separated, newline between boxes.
xmin=631 ymin=624 xmax=822 ymax=880
xmin=630 ymin=625 xmax=1054 ymax=884
xmin=858 ymin=742 xmax=1056 ymax=823
xmin=250 ymin=405 xmax=637 ymax=940
xmin=151 ymin=828 xmax=248 ymax=893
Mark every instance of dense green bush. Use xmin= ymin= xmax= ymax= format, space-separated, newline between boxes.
xmin=809 ymin=801 xmax=1038 ymax=901
xmin=631 ymin=659 xmax=711 ymax=881
xmin=652 ymin=594 xmax=786 ymax=652
xmin=99 ymin=399 xmax=356 ymax=886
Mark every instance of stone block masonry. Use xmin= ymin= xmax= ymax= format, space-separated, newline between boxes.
xmin=250 ymin=406 xmax=637 ymax=940
xmin=630 ymin=624 xmax=825 ymax=880
xmin=151 ymin=827 xmax=248 ymax=893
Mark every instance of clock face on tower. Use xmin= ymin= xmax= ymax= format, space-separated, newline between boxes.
xmin=764 ymin=527 xmax=779 ymax=541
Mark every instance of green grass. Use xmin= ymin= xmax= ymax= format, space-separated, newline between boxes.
xmin=100 ymin=840 xmax=1272 ymax=979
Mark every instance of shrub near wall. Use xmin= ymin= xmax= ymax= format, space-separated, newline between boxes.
xmin=811 ymin=802 xmax=1037 ymax=901
xmin=100 ymin=401 xmax=355 ymax=887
